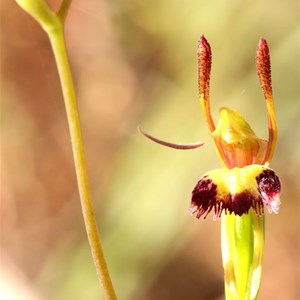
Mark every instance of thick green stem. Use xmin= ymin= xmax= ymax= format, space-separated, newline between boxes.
xmin=47 ymin=26 xmax=117 ymax=300
xmin=221 ymin=211 xmax=265 ymax=300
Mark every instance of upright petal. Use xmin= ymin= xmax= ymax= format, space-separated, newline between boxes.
xmin=256 ymin=38 xmax=277 ymax=164
xmin=198 ymin=35 xmax=215 ymax=132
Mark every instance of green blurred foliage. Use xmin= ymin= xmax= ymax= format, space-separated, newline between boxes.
xmin=1 ymin=0 xmax=299 ymax=299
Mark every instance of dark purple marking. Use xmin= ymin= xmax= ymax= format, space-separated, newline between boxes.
xmin=256 ymin=169 xmax=281 ymax=213
xmin=189 ymin=172 xmax=279 ymax=220
xmin=256 ymin=169 xmax=281 ymax=196
xmin=189 ymin=177 xmax=217 ymax=219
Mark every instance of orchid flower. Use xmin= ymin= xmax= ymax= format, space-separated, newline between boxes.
xmin=140 ymin=35 xmax=281 ymax=299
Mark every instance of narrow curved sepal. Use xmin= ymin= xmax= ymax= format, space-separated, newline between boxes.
xmin=138 ymin=126 xmax=205 ymax=150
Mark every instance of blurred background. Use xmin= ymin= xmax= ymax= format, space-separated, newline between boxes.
xmin=1 ymin=0 xmax=299 ymax=299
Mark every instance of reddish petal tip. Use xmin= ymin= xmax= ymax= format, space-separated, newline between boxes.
xmin=256 ymin=37 xmax=272 ymax=98
xmin=198 ymin=35 xmax=212 ymax=98
xmin=199 ymin=35 xmax=207 ymax=44
xmin=198 ymin=35 xmax=210 ymax=51
xmin=258 ymin=37 xmax=267 ymax=44
xmin=257 ymin=38 xmax=269 ymax=54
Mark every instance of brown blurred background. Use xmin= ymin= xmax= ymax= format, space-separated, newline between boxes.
xmin=1 ymin=0 xmax=299 ymax=299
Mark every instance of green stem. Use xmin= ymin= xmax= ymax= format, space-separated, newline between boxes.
xmin=57 ymin=0 xmax=72 ymax=22
xmin=221 ymin=211 xmax=265 ymax=300
xmin=47 ymin=26 xmax=117 ymax=300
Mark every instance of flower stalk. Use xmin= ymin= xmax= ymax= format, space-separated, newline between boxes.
xmin=222 ymin=212 xmax=265 ymax=300
xmin=15 ymin=1 xmax=117 ymax=299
